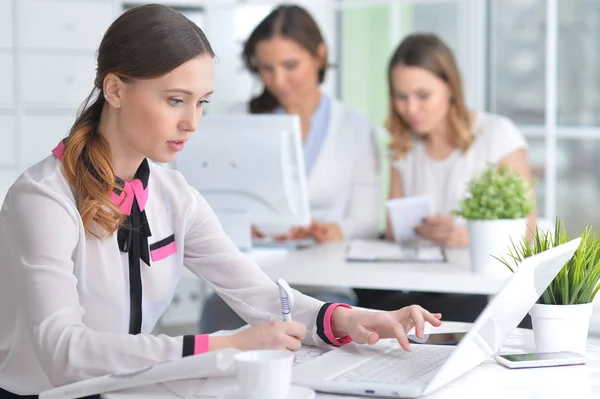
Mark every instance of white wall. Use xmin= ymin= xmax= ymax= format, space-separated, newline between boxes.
xmin=0 ymin=0 xmax=120 ymax=203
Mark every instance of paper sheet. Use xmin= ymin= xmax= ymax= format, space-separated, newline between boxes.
xmin=294 ymin=346 xmax=332 ymax=366
xmin=387 ymin=195 xmax=434 ymax=242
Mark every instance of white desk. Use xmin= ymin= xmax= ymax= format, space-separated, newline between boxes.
xmin=250 ymin=242 xmax=505 ymax=295
xmin=105 ymin=321 xmax=600 ymax=398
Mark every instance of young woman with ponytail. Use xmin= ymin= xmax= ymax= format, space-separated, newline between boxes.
xmin=0 ymin=5 xmax=441 ymax=396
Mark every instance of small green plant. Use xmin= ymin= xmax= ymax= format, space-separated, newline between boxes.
xmin=495 ymin=220 xmax=600 ymax=305
xmin=452 ymin=165 xmax=533 ymax=220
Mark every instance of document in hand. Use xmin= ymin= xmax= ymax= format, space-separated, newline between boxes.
xmin=39 ymin=348 xmax=240 ymax=399
xmin=387 ymin=196 xmax=434 ymax=243
xmin=346 ymin=239 xmax=446 ymax=263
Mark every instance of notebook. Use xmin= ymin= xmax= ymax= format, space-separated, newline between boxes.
xmin=345 ymin=239 xmax=446 ymax=263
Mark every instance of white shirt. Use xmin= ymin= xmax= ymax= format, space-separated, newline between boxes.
xmin=230 ymin=98 xmax=382 ymax=239
xmin=308 ymin=98 xmax=381 ymax=238
xmin=394 ymin=112 xmax=528 ymax=221
xmin=0 ymin=146 xmax=343 ymax=394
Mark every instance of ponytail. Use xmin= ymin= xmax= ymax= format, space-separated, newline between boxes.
xmin=61 ymin=90 xmax=125 ymax=237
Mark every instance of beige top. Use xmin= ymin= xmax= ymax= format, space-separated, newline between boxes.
xmin=393 ymin=112 xmax=528 ymax=223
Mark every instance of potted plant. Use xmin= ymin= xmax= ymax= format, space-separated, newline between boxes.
xmin=496 ymin=220 xmax=600 ymax=353
xmin=453 ymin=165 xmax=534 ymax=277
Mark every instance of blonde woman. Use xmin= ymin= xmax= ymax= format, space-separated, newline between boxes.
xmin=359 ymin=33 xmax=535 ymax=323
xmin=386 ymin=33 xmax=535 ymax=246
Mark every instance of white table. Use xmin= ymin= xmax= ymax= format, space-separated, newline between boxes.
xmin=105 ymin=321 xmax=600 ymax=398
xmin=250 ymin=242 xmax=505 ymax=295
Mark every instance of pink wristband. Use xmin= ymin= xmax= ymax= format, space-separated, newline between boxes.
xmin=194 ymin=334 xmax=210 ymax=355
xmin=324 ymin=303 xmax=353 ymax=347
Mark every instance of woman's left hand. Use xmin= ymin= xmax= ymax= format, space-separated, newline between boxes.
xmin=331 ymin=306 xmax=442 ymax=351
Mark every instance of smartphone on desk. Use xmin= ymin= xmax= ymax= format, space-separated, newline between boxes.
xmin=407 ymin=332 xmax=466 ymax=345
xmin=495 ymin=351 xmax=586 ymax=369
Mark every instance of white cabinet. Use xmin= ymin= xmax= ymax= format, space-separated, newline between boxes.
xmin=0 ymin=53 xmax=14 ymax=108
xmin=0 ymin=1 xmax=13 ymax=48
xmin=0 ymin=115 xmax=16 ymax=166
xmin=17 ymin=0 xmax=115 ymax=51
xmin=21 ymin=114 xmax=75 ymax=166
xmin=20 ymin=54 xmax=96 ymax=109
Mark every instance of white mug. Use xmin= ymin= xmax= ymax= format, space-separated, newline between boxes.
xmin=234 ymin=350 xmax=294 ymax=399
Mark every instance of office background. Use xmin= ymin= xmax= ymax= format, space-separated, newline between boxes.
xmin=1 ymin=0 xmax=600 ymax=330
xmin=1 ymin=0 xmax=598 ymax=236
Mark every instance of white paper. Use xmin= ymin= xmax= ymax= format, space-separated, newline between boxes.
xmin=346 ymin=239 xmax=445 ymax=263
xmin=387 ymin=195 xmax=434 ymax=242
xmin=293 ymin=346 xmax=332 ymax=366
xmin=39 ymin=349 xmax=239 ymax=399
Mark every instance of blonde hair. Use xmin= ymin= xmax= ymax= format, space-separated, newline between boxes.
xmin=62 ymin=95 xmax=125 ymax=237
xmin=386 ymin=33 xmax=472 ymax=159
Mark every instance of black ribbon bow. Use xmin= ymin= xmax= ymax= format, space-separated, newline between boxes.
xmin=114 ymin=159 xmax=152 ymax=335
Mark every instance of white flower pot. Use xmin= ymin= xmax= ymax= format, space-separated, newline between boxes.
xmin=467 ymin=218 xmax=527 ymax=277
xmin=529 ymin=303 xmax=593 ymax=353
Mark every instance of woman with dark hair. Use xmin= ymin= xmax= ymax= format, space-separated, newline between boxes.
xmin=241 ymin=5 xmax=381 ymax=243
xmin=200 ymin=4 xmax=383 ymax=333
xmin=0 ymin=5 xmax=440 ymax=396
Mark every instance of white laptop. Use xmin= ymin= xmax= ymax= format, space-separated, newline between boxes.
xmin=293 ymin=238 xmax=581 ymax=398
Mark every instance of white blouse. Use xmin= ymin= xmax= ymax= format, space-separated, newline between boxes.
xmin=0 ymin=142 xmax=345 ymax=395
xmin=307 ymin=98 xmax=381 ymax=238
xmin=393 ymin=112 xmax=528 ymax=222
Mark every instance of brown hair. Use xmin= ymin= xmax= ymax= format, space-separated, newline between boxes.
xmin=62 ymin=4 xmax=214 ymax=236
xmin=386 ymin=33 xmax=471 ymax=158
xmin=242 ymin=5 xmax=327 ymax=114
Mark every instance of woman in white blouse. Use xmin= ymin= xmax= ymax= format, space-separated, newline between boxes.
xmin=242 ymin=4 xmax=381 ymax=243
xmin=200 ymin=5 xmax=381 ymax=333
xmin=386 ymin=33 xmax=535 ymax=245
xmin=358 ymin=33 xmax=535 ymax=320
xmin=0 ymin=6 xmax=441 ymax=396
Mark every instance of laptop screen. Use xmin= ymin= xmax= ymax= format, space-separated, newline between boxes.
xmin=425 ymin=237 xmax=581 ymax=395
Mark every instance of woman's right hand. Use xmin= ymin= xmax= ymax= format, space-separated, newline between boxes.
xmin=230 ymin=321 xmax=306 ymax=351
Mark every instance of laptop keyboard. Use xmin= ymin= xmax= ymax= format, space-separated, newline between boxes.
xmin=332 ymin=345 xmax=455 ymax=385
